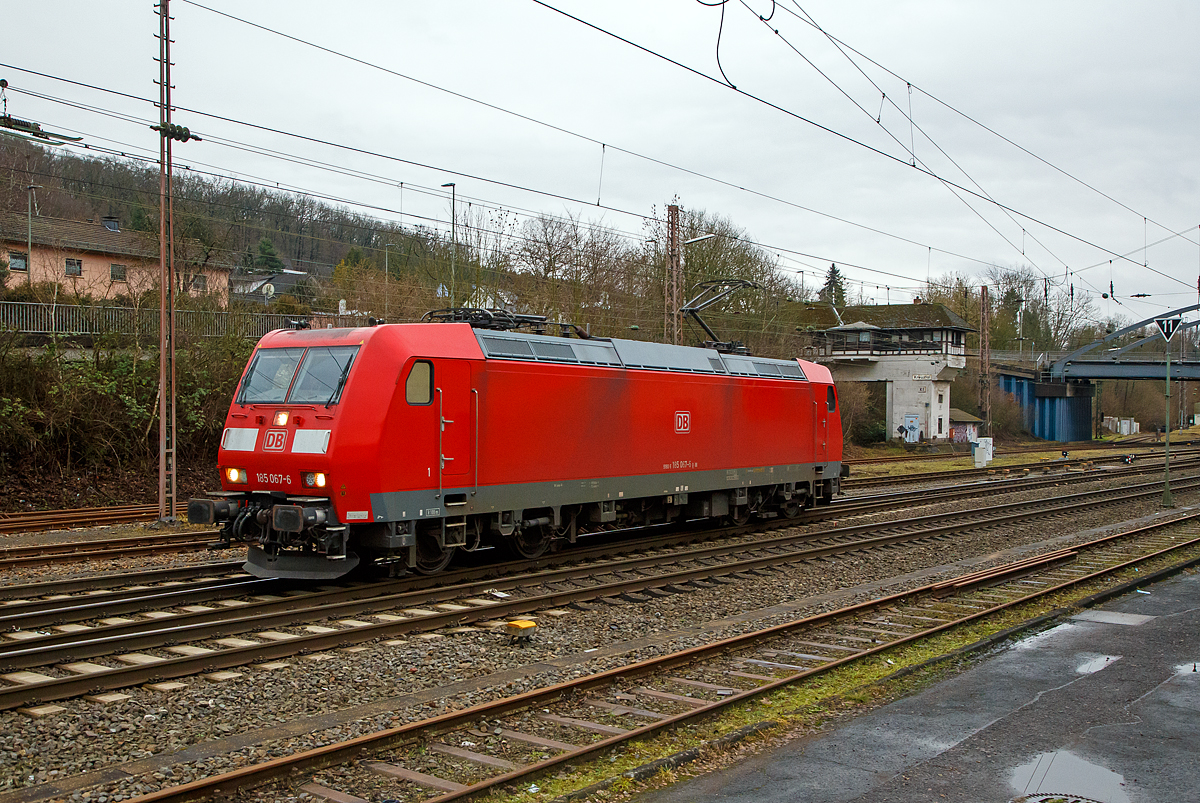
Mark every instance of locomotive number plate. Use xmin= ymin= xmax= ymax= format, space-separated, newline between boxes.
xmin=257 ymin=473 xmax=293 ymax=486
xmin=263 ymin=429 xmax=287 ymax=451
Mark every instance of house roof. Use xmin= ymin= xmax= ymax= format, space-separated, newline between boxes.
xmin=0 ymin=211 xmax=158 ymax=260
xmin=232 ymin=271 xmax=311 ymax=301
xmin=948 ymin=407 xmax=984 ymax=423
xmin=792 ymin=301 xmax=974 ymax=332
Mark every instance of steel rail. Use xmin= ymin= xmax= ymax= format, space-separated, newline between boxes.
xmin=6 ymin=467 xmax=1193 ymax=660
xmin=0 ymin=442 xmax=1179 ymax=534
xmin=841 ymin=451 xmax=1200 ymax=489
xmin=0 ymin=503 xmax=189 ymax=534
xmin=4 ymin=459 xmax=1163 ymax=627
xmin=0 ymin=576 xmax=278 ymax=630
xmin=5 ymin=463 xmax=1195 ymax=643
xmin=0 ymin=561 xmax=245 ymax=601
xmin=0 ymin=534 xmax=219 ymax=570
xmin=843 ymin=439 xmax=1193 ymax=465
xmin=1 ymin=474 xmax=1196 ymax=707
xmin=120 ymin=512 xmax=1200 ymax=803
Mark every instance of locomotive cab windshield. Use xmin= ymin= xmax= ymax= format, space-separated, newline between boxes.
xmin=238 ymin=345 xmax=359 ymax=405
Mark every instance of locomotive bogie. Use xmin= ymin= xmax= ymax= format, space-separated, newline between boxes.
xmin=190 ymin=321 xmax=845 ymax=579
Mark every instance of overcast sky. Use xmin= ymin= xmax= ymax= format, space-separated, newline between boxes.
xmin=4 ymin=0 xmax=1198 ymax=324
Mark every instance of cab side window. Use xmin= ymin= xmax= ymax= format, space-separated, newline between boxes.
xmin=827 ymin=386 xmax=837 ymax=412
xmin=405 ymin=361 xmax=433 ymax=405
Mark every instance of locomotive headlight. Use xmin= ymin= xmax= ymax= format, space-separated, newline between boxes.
xmin=225 ymin=467 xmax=248 ymax=484
xmin=303 ymin=471 xmax=327 ymax=489
xmin=273 ymin=411 xmax=290 ymax=426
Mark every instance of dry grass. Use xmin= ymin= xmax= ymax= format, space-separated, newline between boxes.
xmin=478 ymin=547 xmax=1200 ymax=803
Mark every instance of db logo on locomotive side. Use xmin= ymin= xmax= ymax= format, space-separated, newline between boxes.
xmin=674 ymin=411 xmax=691 ymax=434
xmin=263 ymin=429 xmax=288 ymax=451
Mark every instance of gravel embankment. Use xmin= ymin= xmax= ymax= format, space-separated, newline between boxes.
xmin=1 ymin=471 xmax=1195 ymax=803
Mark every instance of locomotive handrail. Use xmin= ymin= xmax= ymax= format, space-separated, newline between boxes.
xmin=436 ymin=387 xmax=445 ymax=500
xmin=472 ymin=388 xmax=479 ymax=497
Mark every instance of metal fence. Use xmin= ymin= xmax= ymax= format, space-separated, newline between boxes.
xmin=0 ymin=301 xmax=369 ymax=340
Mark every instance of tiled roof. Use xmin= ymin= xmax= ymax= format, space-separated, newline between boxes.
xmin=792 ymin=301 xmax=974 ymax=332
xmin=0 ymin=211 xmax=157 ymax=260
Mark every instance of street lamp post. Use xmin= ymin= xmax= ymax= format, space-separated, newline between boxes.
xmin=441 ymin=182 xmax=456 ymax=307
xmin=384 ymin=243 xmax=396 ymax=321
xmin=26 ymin=184 xmax=40 ymax=286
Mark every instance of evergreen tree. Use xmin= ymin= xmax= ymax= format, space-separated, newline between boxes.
xmin=819 ymin=263 xmax=846 ymax=308
xmin=253 ymin=238 xmax=285 ymax=273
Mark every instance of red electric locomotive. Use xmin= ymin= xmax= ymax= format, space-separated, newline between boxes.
xmin=188 ymin=312 xmax=845 ymax=579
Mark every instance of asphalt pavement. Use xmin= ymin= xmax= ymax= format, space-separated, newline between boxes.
xmin=634 ymin=566 xmax=1200 ymax=803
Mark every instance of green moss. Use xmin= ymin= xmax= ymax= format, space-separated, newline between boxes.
xmin=478 ymin=546 xmax=1200 ymax=803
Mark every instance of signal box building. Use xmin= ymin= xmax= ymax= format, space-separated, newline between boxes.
xmin=794 ymin=300 xmax=974 ymax=443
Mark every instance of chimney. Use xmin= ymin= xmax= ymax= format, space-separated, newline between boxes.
xmin=101 ymin=216 xmax=119 ymax=232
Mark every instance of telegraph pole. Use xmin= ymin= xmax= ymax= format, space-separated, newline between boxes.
xmin=154 ymin=0 xmax=199 ymax=522
xmin=156 ymin=0 xmax=176 ymax=523
xmin=979 ymin=285 xmax=991 ymax=435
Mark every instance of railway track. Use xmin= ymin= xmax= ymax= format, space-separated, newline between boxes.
xmin=2 ymin=453 xmax=1191 ymax=581
xmin=844 ymin=439 xmax=1197 ymax=465
xmin=2 ymin=470 xmax=1196 ymax=711
xmin=115 ymin=505 xmax=1200 ymax=803
xmin=0 ymin=530 xmax=219 ymax=571
xmin=4 ymin=458 xmax=1192 ymax=630
xmin=0 ymin=443 xmax=1182 ymax=537
xmin=840 ymin=451 xmax=1189 ymax=490
xmin=0 ymin=504 xmax=188 ymax=535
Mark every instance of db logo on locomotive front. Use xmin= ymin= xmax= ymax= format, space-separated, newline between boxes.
xmin=263 ymin=429 xmax=288 ymax=451
xmin=674 ymin=411 xmax=691 ymax=434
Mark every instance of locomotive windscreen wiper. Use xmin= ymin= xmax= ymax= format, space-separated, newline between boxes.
xmin=326 ymin=356 xmax=354 ymax=407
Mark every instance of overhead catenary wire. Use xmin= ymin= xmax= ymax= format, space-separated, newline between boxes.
xmin=2 ymin=72 xmax=1011 ymax=296
xmin=773 ymin=0 xmax=1193 ymax=247
xmin=149 ymin=0 xmax=1194 ymax=284
xmin=186 ymin=0 xmax=1195 ymax=313
xmin=1 ymin=58 xmax=1143 ymax=300
xmin=526 ymin=1 xmax=1195 ymax=287
xmin=750 ymin=0 xmax=1072 ymax=280
xmin=160 ymin=5 xmax=1001 ymax=271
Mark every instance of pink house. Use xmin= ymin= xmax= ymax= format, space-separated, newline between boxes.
xmin=1 ymin=211 xmax=229 ymax=304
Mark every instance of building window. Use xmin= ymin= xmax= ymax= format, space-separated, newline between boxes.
xmin=65 ymin=258 xmax=82 ymax=277
xmin=110 ymin=264 xmax=127 ymax=282
xmin=191 ymin=274 xmax=207 ymax=292
xmin=8 ymin=251 xmax=28 ymax=272
xmin=938 ymin=393 xmax=944 ymax=405
xmin=938 ymin=417 xmax=944 ymax=435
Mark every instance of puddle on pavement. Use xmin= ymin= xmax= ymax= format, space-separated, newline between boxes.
xmin=1075 ymin=654 xmax=1121 ymax=674
xmin=1013 ymin=623 xmax=1076 ymax=651
xmin=1172 ymin=661 xmax=1200 ymax=675
xmin=1009 ymin=750 xmax=1130 ymax=802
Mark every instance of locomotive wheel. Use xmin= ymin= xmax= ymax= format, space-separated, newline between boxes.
xmin=504 ymin=527 xmax=553 ymax=560
xmin=414 ymin=533 xmax=456 ymax=574
xmin=781 ymin=498 xmax=803 ymax=518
